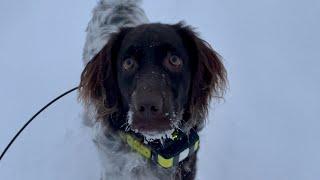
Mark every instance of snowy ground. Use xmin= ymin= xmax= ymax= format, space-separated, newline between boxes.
xmin=1 ymin=0 xmax=320 ymax=179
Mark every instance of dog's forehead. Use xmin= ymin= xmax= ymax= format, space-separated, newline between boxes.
xmin=121 ymin=24 xmax=184 ymax=50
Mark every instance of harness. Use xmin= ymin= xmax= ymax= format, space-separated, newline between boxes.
xmin=118 ymin=128 xmax=199 ymax=169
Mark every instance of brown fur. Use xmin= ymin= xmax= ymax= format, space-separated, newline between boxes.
xmin=174 ymin=24 xmax=227 ymax=131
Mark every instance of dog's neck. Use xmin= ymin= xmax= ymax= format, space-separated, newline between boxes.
xmin=92 ymin=121 xmax=179 ymax=180
xmin=87 ymin=108 xmax=198 ymax=180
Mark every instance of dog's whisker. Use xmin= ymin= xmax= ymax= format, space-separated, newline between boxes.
xmin=120 ymin=122 xmax=129 ymax=128
xmin=125 ymin=124 xmax=131 ymax=132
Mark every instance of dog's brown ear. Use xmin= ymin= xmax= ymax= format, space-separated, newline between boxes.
xmin=173 ymin=23 xmax=227 ymax=130
xmin=79 ymin=28 xmax=131 ymax=119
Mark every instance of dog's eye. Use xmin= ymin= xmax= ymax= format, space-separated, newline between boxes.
xmin=122 ymin=58 xmax=136 ymax=71
xmin=169 ymin=55 xmax=182 ymax=67
xmin=164 ymin=54 xmax=183 ymax=71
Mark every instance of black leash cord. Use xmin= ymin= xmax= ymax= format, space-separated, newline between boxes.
xmin=0 ymin=87 xmax=79 ymax=161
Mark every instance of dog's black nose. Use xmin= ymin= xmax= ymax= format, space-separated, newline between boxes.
xmin=135 ymin=96 xmax=163 ymax=119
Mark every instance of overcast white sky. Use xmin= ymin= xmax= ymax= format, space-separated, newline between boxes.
xmin=0 ymin=0 xmax=319 ymax=179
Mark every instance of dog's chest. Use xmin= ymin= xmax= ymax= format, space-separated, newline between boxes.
xmin=92 ymin=123 xmax=176 ymax=180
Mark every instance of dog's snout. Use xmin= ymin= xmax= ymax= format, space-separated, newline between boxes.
xmin=138 ymin=104 xmax=159 ymax=113
xmin=135 ymin=96 xmax=163 ymax=119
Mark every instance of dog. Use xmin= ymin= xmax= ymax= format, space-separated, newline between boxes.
xmin=79 ymin=0 xmax=227 ymax=179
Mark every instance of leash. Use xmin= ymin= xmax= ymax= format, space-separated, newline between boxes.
xmin=0 ymin=86 xmax=200 ymax=169
xmin=0 ymin=87 xmax=79 ymax=161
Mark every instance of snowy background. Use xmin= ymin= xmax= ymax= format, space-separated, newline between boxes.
xmin=1 ymin=0 xmax=320 ymax=179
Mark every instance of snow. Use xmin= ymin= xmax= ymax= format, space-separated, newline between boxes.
xmin=127 ymin=110 xmax=176 ymax=142
xmin=141 ymin=128 xmax=175 ymax=143
xmin=1 ymin=0 xmax=320 ymax=180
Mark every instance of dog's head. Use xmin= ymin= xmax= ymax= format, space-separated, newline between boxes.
xmin=79 ymin=23 xmax=226 ymax=137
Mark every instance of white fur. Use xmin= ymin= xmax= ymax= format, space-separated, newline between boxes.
xmin=92 ymin=121 xmax=177 ymax=180
xmin=82 ymin=0 xmax=148 ymax=65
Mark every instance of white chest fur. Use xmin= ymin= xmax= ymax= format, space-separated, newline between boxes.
xmin=92 ymin=122 xmax=176 ymax=180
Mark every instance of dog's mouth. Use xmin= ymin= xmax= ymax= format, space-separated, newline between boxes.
xmin=126 ymin=110 xmax=181 ymax=142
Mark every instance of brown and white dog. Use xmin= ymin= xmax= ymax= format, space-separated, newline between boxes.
xmin=79 ymin=0 xmax=227 ymax=179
